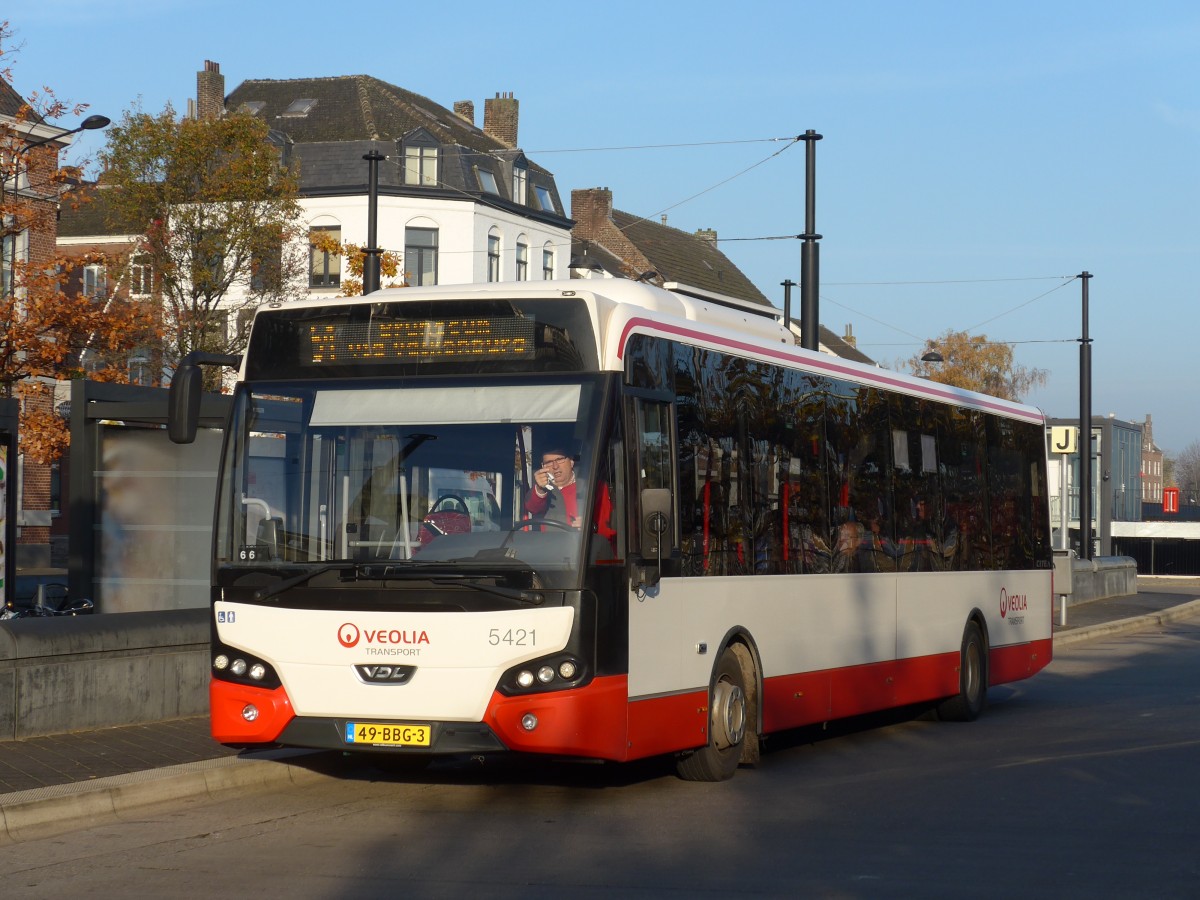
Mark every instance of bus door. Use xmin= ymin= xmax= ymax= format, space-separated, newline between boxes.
xmin=626 ymin=395 xmax=683 ymax=699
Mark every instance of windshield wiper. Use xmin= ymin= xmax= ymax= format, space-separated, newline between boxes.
xmin=253 ymin=563 xmax=356 ymax=602
xmin=428 ymin=578 xmax=546 ymax=606
xmin=356 ymin=564 xmax=546 ymax=606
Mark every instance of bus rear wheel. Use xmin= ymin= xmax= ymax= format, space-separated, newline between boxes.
xmin=676 ymin=646 xmax=748 ymax=782
xmin=936 ymin=620 xmax=987 ymax=722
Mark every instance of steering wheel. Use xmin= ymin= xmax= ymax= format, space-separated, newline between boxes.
xmin=430 ymin=494 xmax=470 ymax=516
xmin=419 ymin=494 xmax=473 ymax=545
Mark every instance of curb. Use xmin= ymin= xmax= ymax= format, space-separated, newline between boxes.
xmin=0 ymin=749 xmax=332 ymax=846
xmin=1053 ymin=597 xmax=1200 ymax=646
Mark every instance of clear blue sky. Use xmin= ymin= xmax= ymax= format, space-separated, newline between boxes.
xmin=6 ymin=2 xmax=1198 ymax=453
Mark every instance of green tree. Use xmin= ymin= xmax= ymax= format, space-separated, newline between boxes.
xmin=98 ymin=105 xmax=306 ymax=369
xmin=907 ymin=329 xmax=1047 ymax=402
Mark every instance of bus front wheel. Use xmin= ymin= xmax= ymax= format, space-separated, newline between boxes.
xmin=936 ymin=620 xmax=987 ymax=722
xmin=676 ymin=646 xmax=748 ymax=782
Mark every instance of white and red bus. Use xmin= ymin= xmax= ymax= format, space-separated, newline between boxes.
xmin=170 ymin=279 xmax=1052 ymax=781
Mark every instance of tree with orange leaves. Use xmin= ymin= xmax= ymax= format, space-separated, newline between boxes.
xmin=308 ymin=230 xmax=405 ymax=297
xmin=907 ymin=328 xmax=1047 ymax=403
xmin=1 ymin=21 xmax=159 ymax=463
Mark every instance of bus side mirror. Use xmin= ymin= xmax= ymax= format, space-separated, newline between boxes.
xmin=633 ymin=488 xmax=674 ymax=590
xmin=168 ymin=363 xmax=203 ymax=444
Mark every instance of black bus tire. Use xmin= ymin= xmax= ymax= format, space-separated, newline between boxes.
xmin=936 ymin=620 xmax=987 ymax=722
xmin=676 ymin=646 xmax=748 ymax=782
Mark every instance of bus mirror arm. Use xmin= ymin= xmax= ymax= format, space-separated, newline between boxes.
xmin=631 ymin=558 xmax=661 ymax=591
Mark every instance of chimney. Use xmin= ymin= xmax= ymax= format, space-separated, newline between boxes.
xmin=483 ymin=92 xmax=519 ymax=148
xmin=453 ymin=100 xmax=475 ymax=126
xmin=694 ymin=228 xmax=718 ymax=246
xmin=196 ymin=60 xmax=225 ymax=120
xmin=571 ymin=187 xmax=614 ymax=238
xmin=843 ymin=324 xmax=857 ymax=348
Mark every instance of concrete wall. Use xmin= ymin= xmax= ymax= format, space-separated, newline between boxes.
xmin=1066 ymin=556 xmax=1139 ymax=607
xmin=0 ymin=609 xmax=208 ymax=741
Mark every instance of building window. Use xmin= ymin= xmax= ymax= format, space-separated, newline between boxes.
xmin=83 ymin=264 xmax=107 ymax=299
xmin=512 ymin=165 xmax=527 ymax=204
xmin=309 ymin=225 xmax=341 ymax=288
xmin=534 ymin=185 xmax=555 ymax=213
xmin=50 ymin=462 xmax=61 ymax=515
xmin=516 ymin=239 xmax=528 ymax=281
xmin=280 ymin=98 xmax=318 ymax=118
xmin=405 ymin=227 xmax=438 ymax=286
xmin=251 ymin=239 xmax=282 ymax=294
xmin=130 ymin=254 xmax=153 ymax=297
xmin=542 ymin=242 xmax=554 ymax=280
xmin=2 ymin=228 xmax=28 ymax=296
xmin=476 ymin=168 xmax=499 ymax=194
xmin=487 ymin=230 xmax=501 ymax=282
xmin=128 ymin=351 xmax=153 ymax=386
xmin=236 ymin=307 xmax=256 ymax=343
xmin=405 ymin=143 xmax=438 ymax=187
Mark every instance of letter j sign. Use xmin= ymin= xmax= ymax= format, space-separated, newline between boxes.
xmin=1050 ymin=426 xmax=1077 ymax=455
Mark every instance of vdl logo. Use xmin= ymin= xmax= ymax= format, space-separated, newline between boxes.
xmin=1000 ymin=588 xmax=1028 ymax=618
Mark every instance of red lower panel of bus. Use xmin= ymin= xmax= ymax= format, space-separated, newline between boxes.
xmin=210 ymin=638 xmax=1052 ymax=756
xmin=211 ymin=679 xmax=295 ymax=744
xmin=484 ymin=675 xmax=630 ymax=760
xmin=759 ymin=639 xmax=1054 ymax=734
xmin=989 ymin=638 xmax=1053 ymax=685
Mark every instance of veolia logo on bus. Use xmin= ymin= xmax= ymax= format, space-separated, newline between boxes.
xmin=1000 ymin=587 xmax=1028 ymax=620
xmin=338 ymin=623 xmax=431 ymax=648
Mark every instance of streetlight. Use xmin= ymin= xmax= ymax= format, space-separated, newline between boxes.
xmin=1078 ymin=271 xmax=1093 ymax=560
xmin=15 ymin=113 xmax=111 ymax=156
xmin=3 ymin=114 xmax=110 ymax=291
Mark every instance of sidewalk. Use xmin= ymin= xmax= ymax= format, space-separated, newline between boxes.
xmin=3 ymin=577 xmax=1200 ymax=843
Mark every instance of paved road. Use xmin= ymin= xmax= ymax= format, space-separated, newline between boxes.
xmin=3 ymin=614 xmax=1198 ymax=899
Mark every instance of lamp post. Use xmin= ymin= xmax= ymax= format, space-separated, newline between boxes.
xmin=798 ymin=130 xmax=822 ymax=352
xmin=1078 ymin=271 xmax=1093 ymax=560
xmin=3 ymin=114 xmax=110 ymax=294
xmin=361 ymin=149 xmax=385 ymax=295
xmin=13 ymin=113 xmax=111 ymax=156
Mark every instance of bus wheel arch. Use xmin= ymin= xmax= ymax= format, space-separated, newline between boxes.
xmin=676 ymin=633 xmax=760 ymax=781
xmin=936 ymin=613 xmax=989 ymax=722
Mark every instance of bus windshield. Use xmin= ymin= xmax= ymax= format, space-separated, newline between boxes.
xmin=216 ymin=374 xmax=611 ymax=590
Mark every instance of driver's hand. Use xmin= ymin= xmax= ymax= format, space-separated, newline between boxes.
xmin=534 ymin=467 xmax=553 ymax=490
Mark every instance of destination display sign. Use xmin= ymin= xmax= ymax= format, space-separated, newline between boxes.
xmin=306 ymin=317 xmax=536 ymax=364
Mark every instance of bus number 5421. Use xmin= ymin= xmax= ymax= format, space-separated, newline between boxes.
xmin=489 ymin=628 xmax=535 ymax=646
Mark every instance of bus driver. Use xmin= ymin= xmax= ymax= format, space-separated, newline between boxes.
xmin=525 ymin=448 xmax=615 ymax=542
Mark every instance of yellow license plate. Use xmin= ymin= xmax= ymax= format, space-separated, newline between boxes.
xmin=345 ymin=722 xmax=431 ymax=747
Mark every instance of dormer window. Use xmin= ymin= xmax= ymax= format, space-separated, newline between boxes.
xmin=512 ymin=163 xmax=527 ymax=204
xmin=280 ymin=98 xmax=318 ymax=118
xmin=402 ymin=131 xmax=439 ymax=187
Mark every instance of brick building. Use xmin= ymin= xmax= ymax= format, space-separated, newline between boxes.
xmin=1 ymin=78 xmax=82 ymax=567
